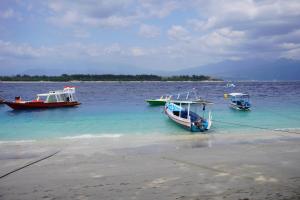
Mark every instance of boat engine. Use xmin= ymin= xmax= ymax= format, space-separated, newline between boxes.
xmin=194 ymin=118 xmax=204 ymax=130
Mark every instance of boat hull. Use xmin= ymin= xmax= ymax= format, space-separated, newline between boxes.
xmin=229 ymin=103 xmax=251 ymax=111
xmin=146 ymin=99 xmax=167 ymax=106
xmin=4 ymin=101 xmax=81 ymax=110
xmin=165 ymin=107 xmax=191 ymax=129
xmin=164 ymin=107 xmax=209 ymax=132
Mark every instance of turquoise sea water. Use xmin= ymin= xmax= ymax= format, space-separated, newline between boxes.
xmin=0 ymin=82 xmax=300 ymax=141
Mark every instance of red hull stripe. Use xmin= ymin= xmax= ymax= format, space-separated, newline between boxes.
xmin=5 ymin=102 xmax=81 ymax=110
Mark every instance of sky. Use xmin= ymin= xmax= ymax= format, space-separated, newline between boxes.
xmin=0 ymin=0 xmax=300 ymax=74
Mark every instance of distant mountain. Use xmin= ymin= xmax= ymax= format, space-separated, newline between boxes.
xmin=177 ymin=58 xmax=300 ymax=80
xmin=2 ymin=58 xmax=299 ymax=80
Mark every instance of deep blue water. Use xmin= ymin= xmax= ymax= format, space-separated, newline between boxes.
xmin=0 ymin=81 xmax=300 ymax=140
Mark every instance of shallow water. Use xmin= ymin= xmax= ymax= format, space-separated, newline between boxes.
xmin=0 ymin=81 xmax=299 ymax=140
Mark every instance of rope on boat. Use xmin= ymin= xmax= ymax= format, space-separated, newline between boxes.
xmin=212 ymin=119 xmax=300 ymax=134
xmin=0 ymin=150 xmax=60 ymax=180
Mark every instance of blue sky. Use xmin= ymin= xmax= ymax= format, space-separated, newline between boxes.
xmin=0 ymin=0 xmax=300 ymax=74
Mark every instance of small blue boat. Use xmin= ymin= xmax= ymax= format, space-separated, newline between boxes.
xmin=225 ymin=83 xmax=236 ymax=88
xmin=164 ymin=100 xmax=213 ymax=132
xmin=228 ymin=93 xmax=251 ymax=111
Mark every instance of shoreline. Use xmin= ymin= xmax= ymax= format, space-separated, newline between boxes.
xmin=0 ymin=127 xmax=300 ymax=145
xmin=1 ymin=131 xmax=300 ymax=199
xmin=0 ymin=80 xmax=224 ymax=83
xmin=0 ymin=128 xmax=299 ymax=143
xmin=1 ymin=80 xmax=300 ymax=83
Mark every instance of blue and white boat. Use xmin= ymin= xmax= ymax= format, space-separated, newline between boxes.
xmin=228 ymin=93 xmax=251 ymax=111
xmin=164 ymin=100 xmax=213 ymax=132
xmin=225 ymin=83 xmax=236 ymax=88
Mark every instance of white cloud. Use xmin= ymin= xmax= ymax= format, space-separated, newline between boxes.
xmin=82 ymin=15 xmax=135 ymax=28
xmin=48 ymin=2 xmax=63 ymax=12
xmin=46 ymin=0 xmax=185 ymax=29
xmin=104 ymin=43 xmax=123 ymax=55
xmin=281 ymin=48 xmax=300 ymax=59
xmin=73 ymin=29 xmax=90 ymax=38
xmin=48 ymin=10 xmax=135 ymax=28
xmin=2 ymin=0 xmax=300 ymax=71
xmin=0 ymin=40 xmax=145 ymax=60
xmin=279 ymin=42 xmax=300 ymax=50
xmin=138 ymin=24 xmax=160 ymax=38
xmin=278 ymin=42 xmax=300 ymax=59
xmin=198 ymin=28 xmax=246 ymax=55
xmin=47 ymin=0 xmax=138 ymax=28
xmin=188 ymin=17 xmax=217 ymax=31
xmin=190 ymin=0 xmax=300 ymax=29
xmin=167 ymin=25 xmax=190 ymax=41
xmin=1 ymin=9 xmax=15 ymax=19
xmin=130 ymin=47 xmax=146 ymax=56
xmin=59 ymin=10 xmax=79 ymax=25
xmin=0 ymin=40 xmax=46 ymax=58
xmin=138 ymin=0 xmax=180 ymax=18
xmin=0 ymin=7 xmax=23 ymax=21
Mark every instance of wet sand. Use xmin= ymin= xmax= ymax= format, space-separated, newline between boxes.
xmin=0 ymin=132 xmax=300 ymax=200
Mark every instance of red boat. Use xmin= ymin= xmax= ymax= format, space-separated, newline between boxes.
xmin=4 ymin=86 xmax=81 ymax=110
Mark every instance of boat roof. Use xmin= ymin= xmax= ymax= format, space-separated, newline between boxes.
xmin=37 ymin=91 xmax=67 ymax=96
xmin=37 ymin=87 xmax=76 ymax=96
xmin=229 ymin=93 xmax=249 ymax=97
xmin=169 ymin=100 xmax=213 ymax=105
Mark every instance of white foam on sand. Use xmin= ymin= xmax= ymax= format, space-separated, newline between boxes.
xmin=0 ymin=134 xmax=123 ymax=144
xmin=0 ymin=139 xmax=36 ymax=144
xmin=59 ymin=134 xmax=123 ymax=140
xmin=274 ymin=128 xmax=300 ymax=133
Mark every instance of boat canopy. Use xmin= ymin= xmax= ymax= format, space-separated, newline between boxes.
xmin=229 ymin=93 xmax=249 ymax=97
xmin=165 ymin=102 xmax=182 ymax=112
xmin=169 ymin=100 xmax=213 ymax=105
xmin=36 ymin=87 xmax=77 ymax=103
xmin=165 ymin=88 xmax=213 ymax=104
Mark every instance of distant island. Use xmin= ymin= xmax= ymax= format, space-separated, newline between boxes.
xmin=0 ymin=74 xmax=220 ymax=82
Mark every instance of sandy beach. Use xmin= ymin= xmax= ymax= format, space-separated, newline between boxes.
xmin=0 ymin=132 xmax=300 ymax=200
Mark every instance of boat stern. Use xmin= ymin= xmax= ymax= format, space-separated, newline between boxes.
xmin=191 ymin=120 xmax=211 ymax=132
xmin=191 ymin=121 xmax=207 ymax=132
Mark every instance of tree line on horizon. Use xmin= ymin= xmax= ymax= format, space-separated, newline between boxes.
xmin=0 ymin=74 xmax=220 ymax=82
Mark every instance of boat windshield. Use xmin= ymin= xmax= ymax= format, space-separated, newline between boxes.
xmin=231 ymin=95 xmax=250 ymax=104
xmin=36 ymin=95 xmax=47 ymax=102
xmin=47 ymin=94 xmax=58 ymax=103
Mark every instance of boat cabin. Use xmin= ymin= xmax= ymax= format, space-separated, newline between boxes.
xmin=36 ymin=87 xmax=78 ymax=103
xmin=228 ymin=93 xmax=251 ymax=110
xmin=229 ymin=93 xmax=250 ymax=104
